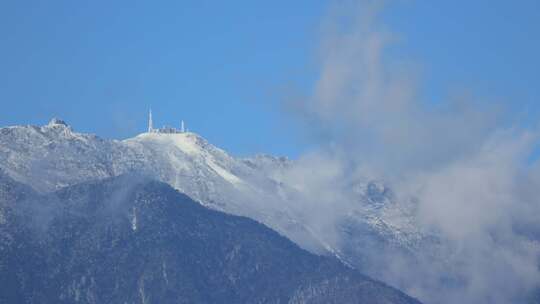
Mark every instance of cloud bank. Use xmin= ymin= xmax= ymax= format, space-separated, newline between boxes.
xmin=281 ymin=1 xmax=540 ymax=303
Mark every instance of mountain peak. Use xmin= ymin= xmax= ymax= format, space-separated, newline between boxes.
xmin=47 ymin=117 xmax=69 ymax=127
xmin=130 ymin=131 xmax=210 ymax=154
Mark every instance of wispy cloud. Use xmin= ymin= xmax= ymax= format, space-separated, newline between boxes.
xmin=280 ymin=1 xmax=540 ymax=303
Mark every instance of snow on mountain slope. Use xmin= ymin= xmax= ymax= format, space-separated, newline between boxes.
xmin=0 ymin=119 xmax=330 ymax=253
xmin=0 ymin=175 xmax=422 ymax=304
xmin=0 ymin=119 xmax=123 ymax=192
xmin=124 ymin=132 xmax=249 ymax=205
xmin=0 ymin=119 xmax=426 ymax=259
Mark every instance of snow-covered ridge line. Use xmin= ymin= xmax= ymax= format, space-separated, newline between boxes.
xmin=0 ymin=118 xmax=327 ymax=247
xmin=0 ymin=118 xmax=425 ymax=267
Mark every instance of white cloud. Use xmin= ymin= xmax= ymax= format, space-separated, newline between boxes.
xmin=280 ymin=1 xmax=540 ymax=303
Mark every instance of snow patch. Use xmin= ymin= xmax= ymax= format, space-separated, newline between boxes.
xmin=131 ymin=207 xmax=137 ymax=231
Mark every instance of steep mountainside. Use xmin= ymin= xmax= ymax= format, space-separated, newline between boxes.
xmin=0 ymin=120 xmax=327 ymax=250
xmin=0 ymin=119 xmax=435 ymax=298
xmin=0 ymin=174 xmax=421 ymax=304
xmin=0 ymin=120 xmax=426 ymax=257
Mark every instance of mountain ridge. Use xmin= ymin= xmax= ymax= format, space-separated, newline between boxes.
xmin=0 ymin=119 xmax=430 ymax=299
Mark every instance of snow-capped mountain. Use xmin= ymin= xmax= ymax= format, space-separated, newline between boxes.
xmin=0 ymin=118 xmax=426 ymax=262
xmin=16 ymin=118 xmax=540 ymax=304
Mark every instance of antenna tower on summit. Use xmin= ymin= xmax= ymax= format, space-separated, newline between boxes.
xmin=146 ymin=109 xmax=187 ymax=134
xmin=148 ymin=109 xmax=154 ymax=133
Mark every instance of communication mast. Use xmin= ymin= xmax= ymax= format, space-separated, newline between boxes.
xmin=148 ymin=109 xmax=154 ymax=133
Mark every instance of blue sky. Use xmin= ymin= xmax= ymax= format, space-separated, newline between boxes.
xmin=1 ymin=1 xmax=539 ymax=157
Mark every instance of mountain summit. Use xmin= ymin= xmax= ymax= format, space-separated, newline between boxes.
xmin=47 ymin=118 xmax=69 ymax=127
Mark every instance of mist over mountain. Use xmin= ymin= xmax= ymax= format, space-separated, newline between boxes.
xmin=0 ymin=118 xmax=423 ymax=258
xmin=2 ymin=108 xmax=540 ymax=303
xmin=1 ymin=1 xmax=539 ymax=303
xmin=0 ymin=173 xmax=420 ymax=304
